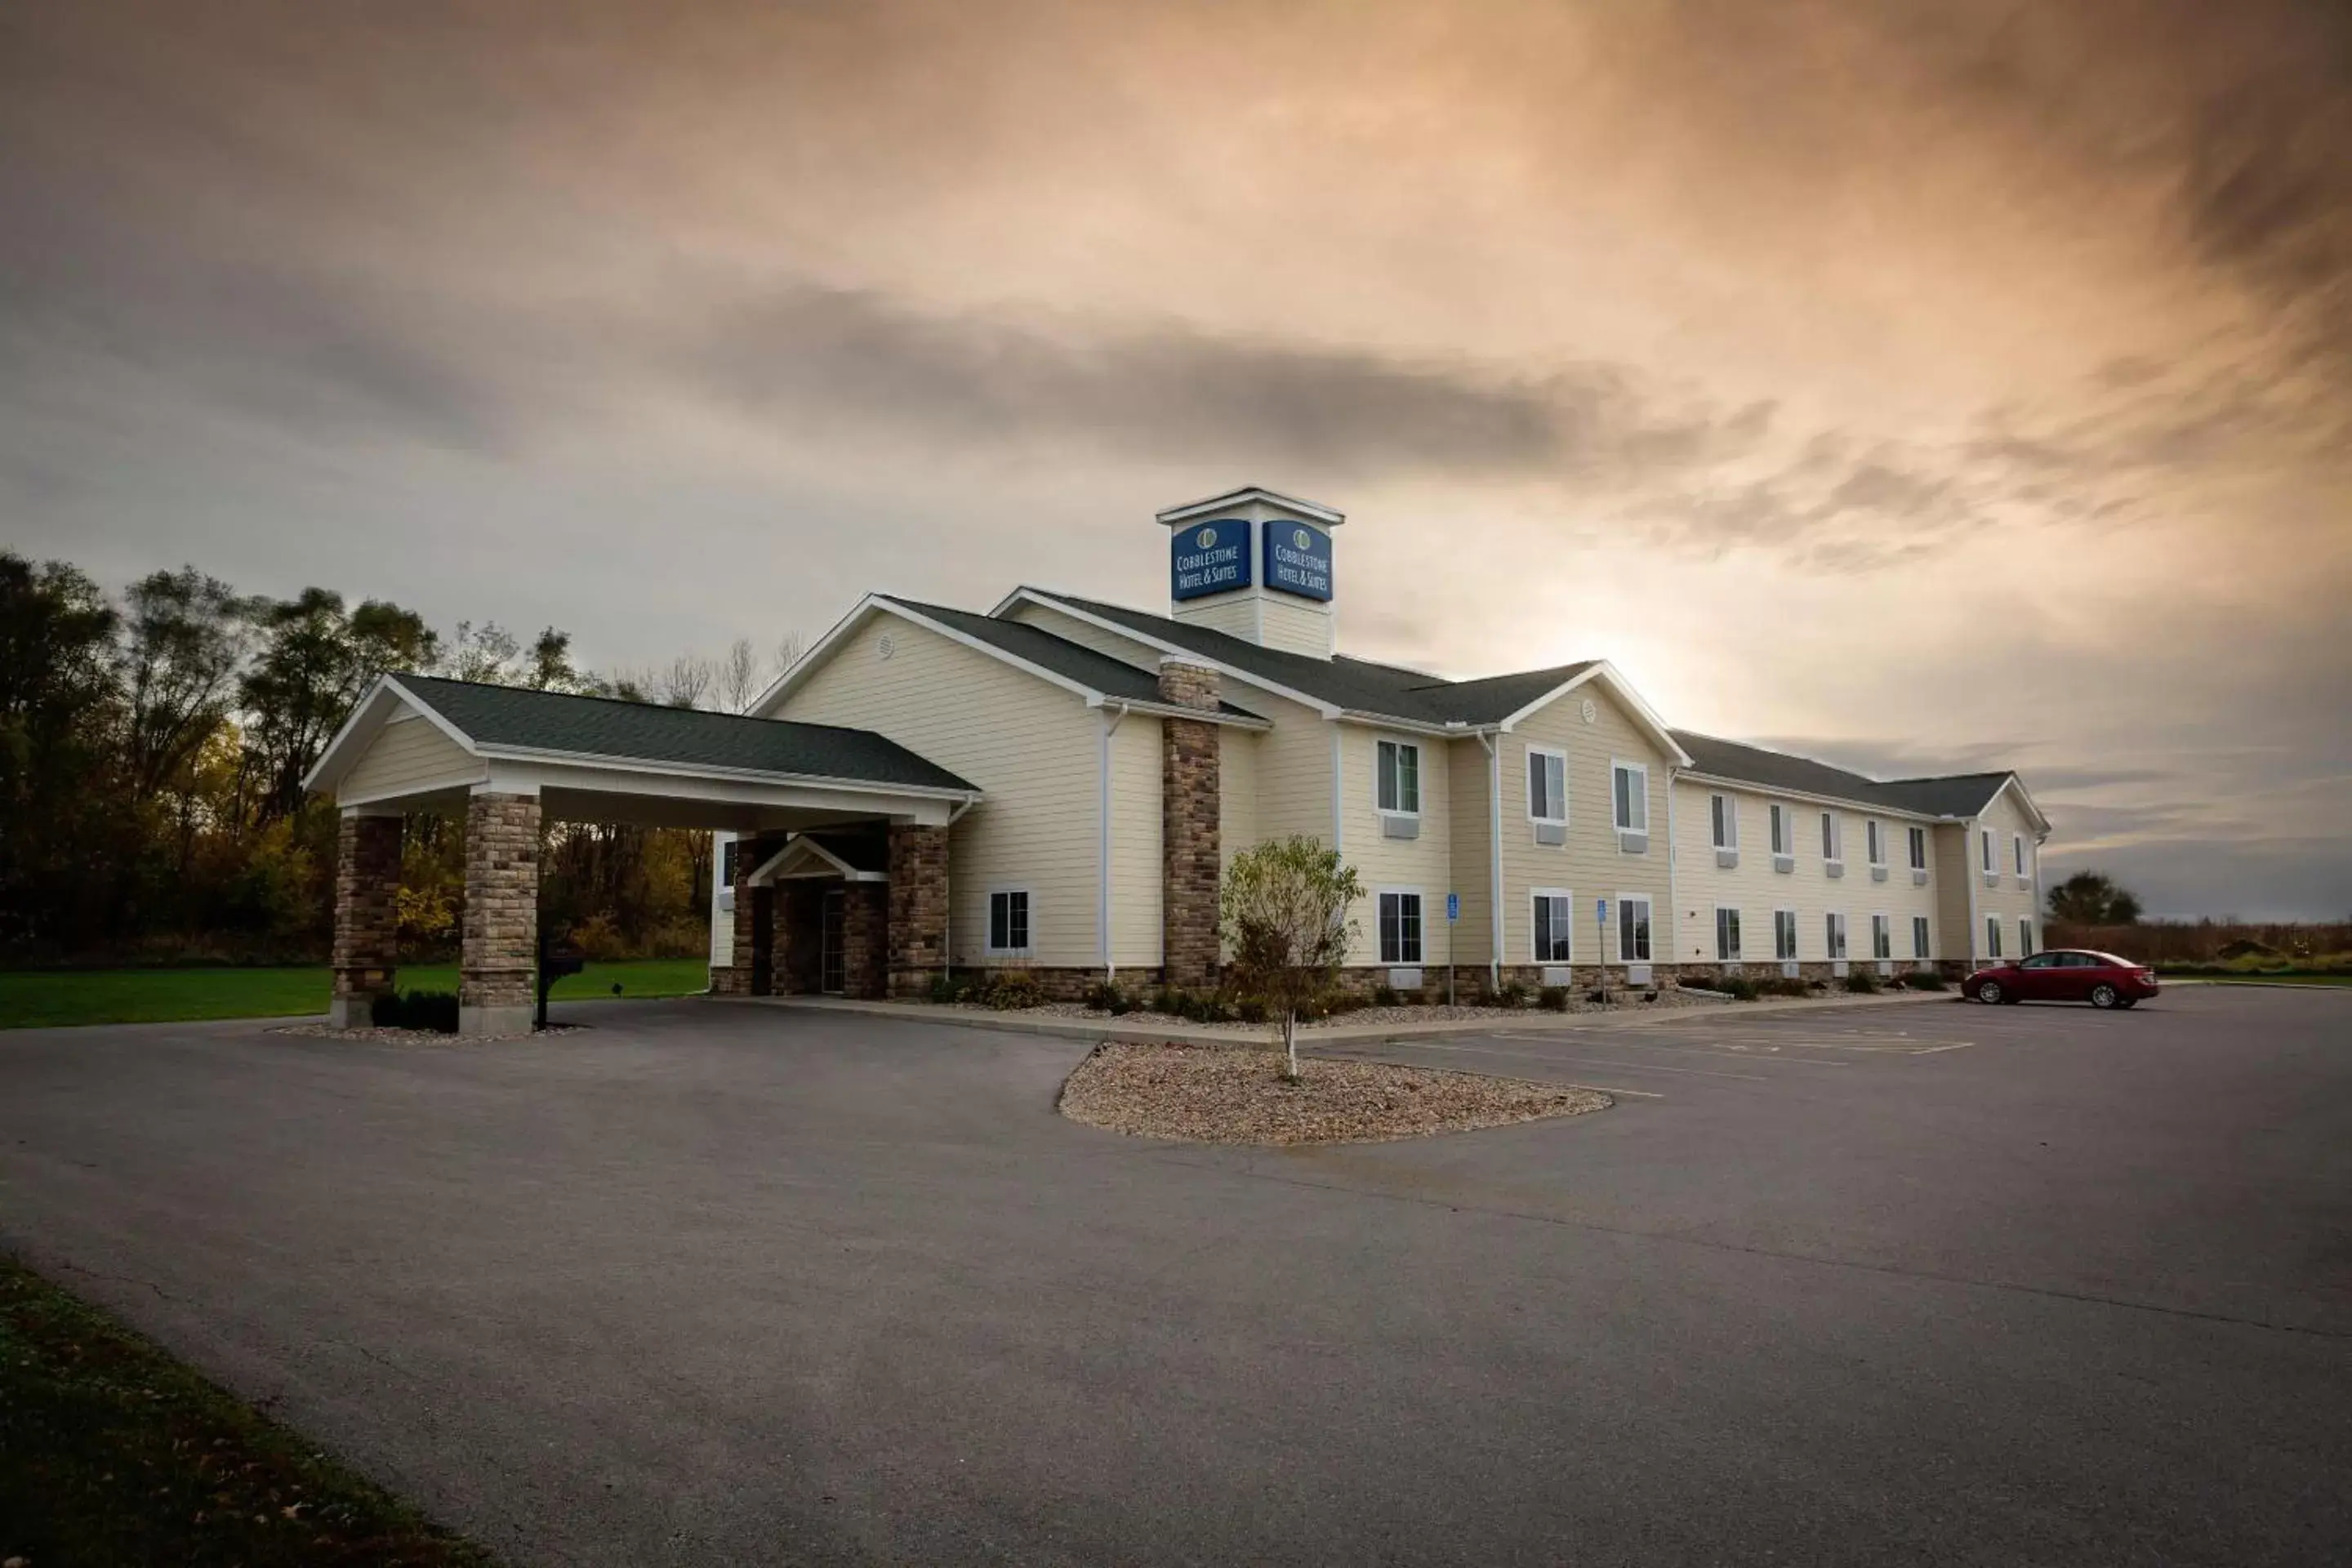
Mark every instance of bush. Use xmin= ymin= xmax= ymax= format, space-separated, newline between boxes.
xmin=975 ymin=970 xmax=1045 ymax=1010
xmin=1496 ymin=981 xmax=1530 ymax=1009
xmin=928 ymin=973 xmax=970 ymax=1004
xmin=1235 ymin=997 xmax=1267 ymax=1024
xmin=1371 ymin=983 xmax=1398 ymax=1008
xmin=1538 ymin=985 xmax=1570 ymax=1012
xmin=1082 ymin=979 xmax=1134 ymax=1015
xmin=1723 ymin=976 xmax=1758 ymax=1001
xmin=1757 ymin=977 xmax=1811 ymax=998
xmin=1900 ymin=970 xmax=1949 ymax=991
xmin=371 ymin=988 xmax=459 ymax=1032
xmin=1843 ymin=968 xmax=1880 ymax=994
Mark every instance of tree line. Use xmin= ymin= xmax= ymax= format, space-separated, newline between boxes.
xmin=0 ymin=550 xmax=796 ymax=966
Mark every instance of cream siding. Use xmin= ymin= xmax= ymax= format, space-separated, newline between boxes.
xmin=776 ymin=612 xmax=1102 ymax=969
xmin=1931 ymin=823 xmax=1976 ymax=961
xmin=1448 ymin=738 xmax=1496 ymax=967
xmin=1971 ymin=786 xmax=2044 ymax=954
xmin=1106 ymin=712 xmax=1163 ymax=968
xmin=339 ymin=708 xmax=483 ymax=800
xmin=1670 ymin=782 xmax=1943 ymax=967
xmin=1170 ymin=593 xmax=1261 ymax=644
xmin=1340 ymin=725 xmax=1454 ymax=967
xmin=1218 ymin=725 xmax=1259 ymax=872
xmin=1495 ymin=683 xmax=1669 ymax=967
xmin=1244 ymin=688 xmax=1338 ymax=850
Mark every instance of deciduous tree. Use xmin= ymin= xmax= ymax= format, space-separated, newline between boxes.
xmin=1218 ymin=835 xmax=1363 ymax=1079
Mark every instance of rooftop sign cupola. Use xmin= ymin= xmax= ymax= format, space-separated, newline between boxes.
xmin=1159 ymin=485 xmax=1344 ymax=659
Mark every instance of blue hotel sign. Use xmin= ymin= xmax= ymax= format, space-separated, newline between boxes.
xmin=1171 ymin=519 xmax=1251 ymax=600
xmin=1264 ymin=521 xmax=1334 ymax=601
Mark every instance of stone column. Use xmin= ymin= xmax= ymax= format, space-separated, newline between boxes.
xmin=843 ymin=882 xmax=890 ymax=999
xmin=1159 ymin=658 xmax=1222 ymax=988
xmin=886 ymin=823 xmax=949 ymax=999
xmin=460 ymin=791 xmax=540 ymax=1036
xmin=329 ymin=810 xmax=403 ymax=1028
xmin=710 ymin=836 xmax=764 ymax=996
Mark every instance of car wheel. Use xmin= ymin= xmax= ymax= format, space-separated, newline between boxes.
xmin=2090 ymin=983 xmax=2118 ymax=1009
xmin=1976 ymin=979 xmax=2003 ymax=1004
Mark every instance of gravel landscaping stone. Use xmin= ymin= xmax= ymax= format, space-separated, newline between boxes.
xmin=1058 ymin=1039 xmax=1612 ymax=1146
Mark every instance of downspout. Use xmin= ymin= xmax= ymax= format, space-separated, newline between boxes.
xmin=1480 ymin=730 xmax=1503 ymax=990
xmin=1665 ymin=768 xmax=1680 ymax=972
xmin=1099 ymin=705 xmax=1129 ymax=979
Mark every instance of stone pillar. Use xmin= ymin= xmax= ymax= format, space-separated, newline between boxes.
xmin=843 ymin=882 xmax=890 ymax=999
xmin=460 ymin=791 xmax=540 ymax=1036
xmin=1160 ymin=658 xmax=1222 ymax=988
xmin=886 ymin=823 xmax=950 ymax=999
xmin=710 ymin=836 xmax=764 ymax=996
xmin=329 ymin=810 xmax=403 ymax=1028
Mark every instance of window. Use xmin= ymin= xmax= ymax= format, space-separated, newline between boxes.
xmin=1617 ymin=895 xmax=1653 ymax=961
xmin=1611 ymin=761 xmax=1649 ymax=833
xmin=1714 ymin=906 xmax=1742 ymax=961
xmin=1376 ymin=740 xmax=1420 ymax=815
xmin=1710 ymin=793 xmax=1738 ymax=850
xmin=1826 ymin=912 xmax=1849 ymax=960
xmin=1866 ymin=819 xmax=1884 ymax=866
xmin=1912 ymin=915 xmax=1931 ymax=959
xmin=1526 ymin=746 xmax=1566 ymax=824
xmin=2019 ymin=919 xmax=2034 ymax=956
xmin=1908 ymin=825 xmax=1927 ymax=871
xmin=1531 ymin=889 xmax=1573 ymax=962
xmin=1985 ymin=915 xmax=2002 ymax=958
xmin=720 ymin=838 xmax=742 ymax=885
xmin=1774 ymin=909 xmax=1799 ymax=960
xmin=1769 ymin=803 xmax=1790 ymax=855
xmin=2014 ymin=835 xmax=2029 ymax=876
xmin=987 ymin=889 xmax=1031 ymax=956
xmin=1820 ymin=810 xmax=1842 ymax=863
xmin=1981 ymin=828 xmax=1995 ymax=873
xmin=1872 ymin=914 xmax=1891 ymax=960
xmin=1379 ymin=890 xmax=1423 ymax=964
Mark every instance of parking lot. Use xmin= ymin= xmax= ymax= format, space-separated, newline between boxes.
xmin=2 ymin=986 xmax=2347 ymax=1565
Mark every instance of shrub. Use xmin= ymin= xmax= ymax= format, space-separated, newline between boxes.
xmin=1082 ymin=979 xmax=1134 ymax=1014
xmin=928 ymin=973 xmax=970 ymax=1004
xmin=1723 ymin=976 xmax=1758 ymax=1001
xmin=1496 ymin=981 xmax=1530 ymax=1009
xmin=1538 ymin=985 xmax=1570 ymax=1012
xmin=1843 ymin=968 xmax=1880 ymax=993
xmin=371 ymin=988 xmax=459 ymax=1032
xmin=1900 ymin=970 xmax=1949 ymax=991
xmin=1757 ymin=977 xmax=1811 ymax=998
xmin=1235 ymin=997 xmax=1268 ymax=1024
xmin=976 ymin=970 xmax=1045 ymax=1010
xmin=1371 ymin=983 xmax=1399 ymax=1008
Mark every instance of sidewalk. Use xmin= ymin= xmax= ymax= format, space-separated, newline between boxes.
xmin=725 ymin=987 xmax=1958 ymax=1049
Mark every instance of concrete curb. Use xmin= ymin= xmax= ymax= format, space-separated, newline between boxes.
xmin=717 ymin=987 xmax=1956 ymax=1048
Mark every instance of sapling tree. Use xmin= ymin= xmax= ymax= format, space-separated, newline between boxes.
xmin=1218 ymin=835 xmax=1363 ymax=1080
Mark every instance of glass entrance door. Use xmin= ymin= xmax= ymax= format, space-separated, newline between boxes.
xmin=819 ymin=889 xmax=847 ymax=995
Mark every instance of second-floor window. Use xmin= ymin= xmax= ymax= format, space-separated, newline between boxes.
xmin=1377 ymin=740 xmax=1420 ymax=815
xmin=1866 ymin=819 xmax=1884 ymax=866
xmin=1982 ymin=828 xmax=1996 ymax=873
xmin=1908 ymin=825 xmax=1927 ymax=871
xmin=1711 ymin=793 xmax=1737 ymax=850
xmin=2014 ymin=835 xmax=2029 ymax=876
xmin=1527 ymin=746 xmax=1566 ymax=824
xmin=1770 ymin=803 xmax=1790 ymax=855
xmin=1820 ymin=810 xmax=1842 ymax=863
xmin=1611 ymin=762 xmax=1649 ymax=834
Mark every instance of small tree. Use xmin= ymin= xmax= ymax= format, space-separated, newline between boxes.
xmin=2047 ymin=870 xmax=2142 ymax=925
xmin=1218 ymin=835 xmax=1363 ymax=1079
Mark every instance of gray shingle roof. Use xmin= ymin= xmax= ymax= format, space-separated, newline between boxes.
xmin=1672 ymin=729 xmax=2013 ymax=818
xmin=882 ymin=596 xmax=1265 ymax=720
xmin=1011 ymin=590 xmax=1598 ymax=725
xmin=393 ymin=675 xmax=976 ymax=792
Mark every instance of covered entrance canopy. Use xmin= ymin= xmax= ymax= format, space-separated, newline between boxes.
xmin=305 ymin=675 xmax=978 ymax=1032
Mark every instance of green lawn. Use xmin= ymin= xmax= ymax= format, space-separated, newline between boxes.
xmin=1 ymin=1254 xmax=494 ymax=1566
xmin=0 ymin=958 xmax=711 ymax=1030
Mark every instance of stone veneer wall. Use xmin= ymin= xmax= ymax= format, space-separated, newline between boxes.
xmin=1159 ymin=660 xmax=1222 ymax=989
xmin=329 ymin=812 xmax=403 ymax=1026
xmin=461 ymin=791 xmax=541 ymax=1031
xmin=841 ymin=882 xmax=889 ymax=999
xmin=886 ymin=824 xmax=949 ymax=999
xmin=710 ymin=839 xmax=764 ymax=996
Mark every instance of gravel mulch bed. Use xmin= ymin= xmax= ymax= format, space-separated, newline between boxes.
xmin=268 ymin=1022 xmax=583 ymax=1043
xmin=1058 ymin=1040 xmax=1611 ymax=1146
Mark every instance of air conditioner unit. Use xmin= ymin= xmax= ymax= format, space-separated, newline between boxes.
xmin=1380 ymin=813 xmax=1419 ymax=840
xmin=1832 ymin=960 xmax=1850 ymax=978
xmin=1715 ymin=848 xmax=1739 ymax=869
xmin=1387 ymin=967 xmax=1423 ymax=990
xmin=1825 ymin=862 xmax=1845 ymax=880
xmin=1773 ymin=854 xmax=1795 ymax=874
xmin=1534 ymin=822 xmax=1566 ymax=846
xmin=1911 ymin=869 xmax=1929 ymax=887
xmin=1617 ymin=831 xmax=1649 ymax=855
xmin=1876 ymin=960 xmax=1895 ymax=976
xmin=1780 ymin=960 xmax=1801 ymax=978
xmin=1870 ymin=865 xmax=1889 ymax=883
xmin=1541 ymin=965 xmax=1574 ymax=987
xmin=1625 ymin=964 xmax=1653 ymax=987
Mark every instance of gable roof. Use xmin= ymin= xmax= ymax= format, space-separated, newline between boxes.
xmin=314 ymin=674 xmax=977 ymax=794
xmin=875 ymin=597 xmax=1265 ymax=721
xmin=1672 ymin=729 xmax=2036 ymax=826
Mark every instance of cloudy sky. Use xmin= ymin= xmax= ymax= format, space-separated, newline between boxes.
xmin=3 ymin=0 xmax=2347 ymax=916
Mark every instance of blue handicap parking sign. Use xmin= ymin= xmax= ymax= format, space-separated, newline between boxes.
xmin=1446 ymin=893 xmax=1459 ymax=922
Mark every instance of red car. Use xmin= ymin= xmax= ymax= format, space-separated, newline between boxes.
xmin=1967 ymin=950 xmax=2159 ymax=1009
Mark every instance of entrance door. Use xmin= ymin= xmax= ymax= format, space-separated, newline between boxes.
xmin=819 ymin=889 xmax=847 ymax=995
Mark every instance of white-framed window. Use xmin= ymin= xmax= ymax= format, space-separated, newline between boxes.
xmin=1866 ymin=819 xmax=1884 ymax=866
xmin=2019 ymin=918 xmax=2034 ymax=956
xmin=1820 ymin=810 xmax=1842 ymax=864
xmin=986 ymin=888 xmax=1032 ymax=956
xmin=1379 ymin=889 xmax=1423 ymax=964
xmin=1715 ymin=906 xmax=1742 ymax=961
xmin=2013 ymin=835 xmax=2029 ymax=876
xmin=1770 ymin=802 xmax=1790 ymax=856
xmin=1908 ymin=825 xmax=1928 ymax=871
xmin=1710 ymin=793 xmax=1738 ymax=850
xmin=1376 ymin=739 xmax=1421 ymax=816
xmin=1616 ymin=893 xmax=1653 ymax=961
xmin=1981 ymin=828 xmax=1996 ymax=873
xmin=1531 ymin=889 xmax=1573 ymax=962
xmin=1774 ymin=908 xmax=1799 ymax=960
xmin=1526 ymin=745 xmax=1567 ymax=826
xmin=1826 ymin=912 xmax=1849 ymax=960
xmin=1872 ymin=914 xmax=1892 ymax=960
xmin=1611 ymin=760 xmax=1649 ymax=834
xmin=1985 ymin=915 xmax=2002 ymax=958
xmin=1912 ymin=915 xmax=1931 ymax=959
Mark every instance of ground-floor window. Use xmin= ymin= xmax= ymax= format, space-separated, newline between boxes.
xmin=987 ymin=889 xmax=1031 ymax=956
xmin=1715 ymin=906 xmax=1741 ymax=961
xmin=1379 ymin=890 xmax=1423 ymax=964
xmin=2019 ymin=919 xmax=2034 ymax=956
xmin=1985 ymin=915 xmax=2002 ymax=959
xmin=1826 ymin=912 xmax=1849 ymax=960
xmin=1531 ymin=890 xmax=1572 ymax=962
xmin=1774 ymin=909 xmax=1798 ymax=960
xmin=1617 ymin=895 xmax=1653 ymax=962
xmin=1912 ymin=915 xmax=1931 ymax=959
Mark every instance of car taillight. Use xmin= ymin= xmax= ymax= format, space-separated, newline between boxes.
xmin=2136 ymin=969 xmax=2156 ymax=982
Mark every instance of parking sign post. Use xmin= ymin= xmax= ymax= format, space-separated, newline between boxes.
xmin=1446 ymin=892 xmax=1459 ymax=1006
xmin=1596 ymin=897 xmax=1609 ymax=1000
